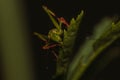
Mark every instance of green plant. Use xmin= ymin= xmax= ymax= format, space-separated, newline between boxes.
xmin=34 ymin=5 xmax=120 ymax=80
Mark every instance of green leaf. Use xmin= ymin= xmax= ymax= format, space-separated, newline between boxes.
xmin=63 ymin=10 xmax=84 ymax=52
xmin=67 ymin=18 xmax=120 ymax=80
xmin=55 ymin=10 xmax=84 ymax=78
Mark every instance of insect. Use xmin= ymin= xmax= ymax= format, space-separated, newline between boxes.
xmin=34 ymin=6 xmax=69 ymax=59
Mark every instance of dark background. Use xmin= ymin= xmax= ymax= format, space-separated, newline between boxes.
xmin=24 ymin=0 xmax=120 ymax=80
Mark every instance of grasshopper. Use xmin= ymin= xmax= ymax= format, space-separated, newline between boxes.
xmin=34 ymin=6 xmax=69 ymax=58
